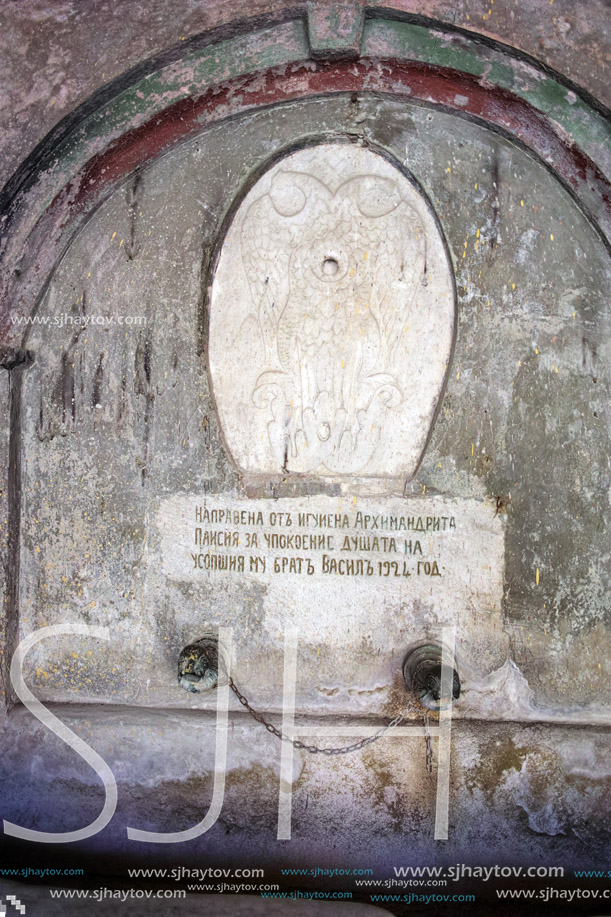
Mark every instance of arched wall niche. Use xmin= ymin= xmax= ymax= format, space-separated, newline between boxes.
xmin=1 ymin=87 xmax=608 ymax=711
xmin=0 ymin=1 xmax=609 ymax=872
xmin=0 ymin=0 xmax=609 ymax=711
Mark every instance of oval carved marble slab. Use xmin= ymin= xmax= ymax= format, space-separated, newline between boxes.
xmin=209 ymin=142 xmax=456 ymax=485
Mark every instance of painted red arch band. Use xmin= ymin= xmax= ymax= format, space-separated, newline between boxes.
xmin=2 ymin=56 xmax=609 ymax=340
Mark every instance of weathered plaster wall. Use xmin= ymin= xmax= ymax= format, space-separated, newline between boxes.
xmin=16 ymin=96 xmax=610 ymax=718
xmin=0 ymin=2 xmax=610 ymax=912
xmin=1 ymin=706 xmax=610 ymax=872
xmin=0 ymin=0 xmax=610 ymax=192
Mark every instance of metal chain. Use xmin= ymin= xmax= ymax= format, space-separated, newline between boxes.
xmin=423 ymin=709 xmax=433 ymax=774
xmin=229 ymin=677 xmax=413 ymax=756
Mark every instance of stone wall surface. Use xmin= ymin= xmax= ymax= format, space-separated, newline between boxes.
xmin=1 ymin=705 xmax=610 ymax=868
xmin=0 ymin=0 xmax=610 ymax=191
xmin=15 ymin=95 xmax=610 ymax=717
xmin=0 ymin=0 xmax=609 ymax=908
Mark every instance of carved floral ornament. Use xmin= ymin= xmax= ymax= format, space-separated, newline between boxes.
xmin=208 ymin=143 xmax=455 ymax=486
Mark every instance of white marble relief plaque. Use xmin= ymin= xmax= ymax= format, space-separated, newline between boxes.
xmin=208 ymin=143 xmax=455 ymax=482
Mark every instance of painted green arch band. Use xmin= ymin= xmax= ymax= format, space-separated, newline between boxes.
xmin=5 ymin=10 xmax=609 ymax=223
